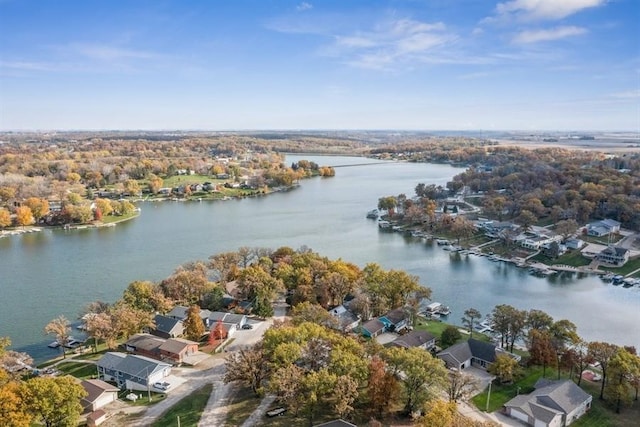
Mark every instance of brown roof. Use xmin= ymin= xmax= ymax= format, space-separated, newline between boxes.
xmin=159 ymin=338 xmax=198 ymax=355
xmin=81 ymin=379 xmax=119 ymax=403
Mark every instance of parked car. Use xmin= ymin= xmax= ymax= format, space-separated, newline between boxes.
xmin=242 ymin=324 xmax=253 ymax=330
xmin=266 ymin=407 xmax=286 ymax=417
xmin=153 ymin=381 xmax=171 ymax=391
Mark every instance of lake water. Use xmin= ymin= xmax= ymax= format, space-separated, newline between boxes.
xmin=1 ymin=155 xmax=638 ymax=362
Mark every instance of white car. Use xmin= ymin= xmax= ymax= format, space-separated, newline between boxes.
xmin=153 ymin=381 xmax=171 ymax=391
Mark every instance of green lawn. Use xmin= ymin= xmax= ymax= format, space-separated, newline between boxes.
xmin=472 ymin=367 xmax=639 ymax=427
xmin=472 ymin=366 xmax=545 ymax=412
xmin=600 ymin=257 xmax=640 ymax=277
xmin=101 ymin=211 xmax=139 ymax=224
xmin=414 ymin=318 xmax=492 ymax=346
xmin=151 ymin=383 xmax=213 ymax=427
xmin=56 ymin=361 xmax=98 ymax=379
xmin=532 ymin=249 xmax=591 ymax=267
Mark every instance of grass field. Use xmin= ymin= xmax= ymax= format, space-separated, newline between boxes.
xmin=56 ymin=361 xmax=98 ymax=379
xmin=151 ymin=384 xmax=212 ymax=427
xmin=224 ymin=387 xmax=263 ymax=426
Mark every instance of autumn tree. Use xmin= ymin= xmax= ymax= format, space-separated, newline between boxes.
xmin=23 ymin=197 xmax=49 ymax=222
xmin=549 ymin=319 xmax=579 ymax=379
xmin=183 ymin=304 xmax=205 ymax=341
xmin=488 ymin=354 xmax=521 ymax=384
xmin=44 ymin=316 xmax=71 ymax=359
xmin=462 ymin=308 xmax=481 ymax=338
xmin=0 ymin=379 xmax=31 ymax=427
xmin=0 ymin=208 xmax=10 ymax=229
xmin=378 ymin=196 xmax=397 ymax=217
xmin=208 ymin=251 xmax=241 ymax=284
xmin=148 ymin=174 xmax=163 ymax=194
xmin=122 ymin=280 xmax=172 ymax=313
xmin=384 ymin=346 xmax=448 ymax=415
xmin=367 ymin=355 xmax=400 ymax=419
xmin=604 ymin=348 xmax=640 ymax=413
xmin=588 ymin=341 xmax=619 ymax=400
xmin=22 ymin=376 xmax=87 ymax=427
xmin=83 ymin=312 xmax=117 ymax=351
xmin=110 ymin=302 xmax=155 ymax=340
xmin=528 ymin=330 xmax=556 ymax=377
xmin=223 ymin=343 xmax=268 ymax=395
xmin=15 ymin=206 xmax=34 ymax=228
xmin=94 ymin=198 xmax=113 ymax=217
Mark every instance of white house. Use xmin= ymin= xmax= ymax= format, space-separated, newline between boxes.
xmin=504 ymin=379 xmax=592 ymax=426
xmin=81 ymin=379 xmax=119 ymax=413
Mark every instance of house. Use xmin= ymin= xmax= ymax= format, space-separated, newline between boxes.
xmin=124 ymin=334 xmax=165 ymax=359
xmin=361 ymin=319 xmax=386 ymax=338
xmin=97 ymin=352 xmax=171 ymax=392
xmin=596 ymin=246 xmax=630 ymax=266
xmin=152 ymin=314 xmax=184 ymax=339
xmin=565 ymin=239 xmax=585 ymax=250
xmin=124 ymin=333 xmax=200 ymax=365
xmin=379 ymin=308 xmax=410 ymax=332
xmin=586 ymin=219 xmax=620 ymax=237
xmin=390 ymin=330 xmax=436 ymax=351
xmin=504 ymin=379 xmax=592 ymax=426
xmin=158 ymin=338 xmax=199 ymax=364
xmin=437 ymin=338 xmax=520 ymax=371
xmin=329 ymin=305 xmax=361 ymax=332
xmin=167 ymin=305 xmax=212 ymax=328
xmin=208 ymin=312 xmax=247 ymax=330
xmin=80 ymin=379 xmax=119 ymax=413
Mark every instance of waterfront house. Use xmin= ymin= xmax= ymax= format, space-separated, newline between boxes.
xmin=158 ymin=338 xmax=199 ymax=364
xmin=361 ymin=319 xmax=386 ymax=338
xmin=124 ymin=334 xmax=165 ymax=359
xmin=151 ymin=314 xmax=184 ymax=339
xmin=97 ymin=352 xmax=171 ymax=392
xmin=586 ymin=219 xmax=620 ymax=237
xmin=565 ymin=238 xmax=585 ymax=250
xmin=390 ymin=330 xmax=436 ymax=351
xmin=379 ymin=307 xmax=410 ymax=332
xmin=328 ymin=305 xmax=361 ymax=332
xmin=437 ymin=338 xmax=520 ymax=371
xmin=80 ymin=379 xmax=119 ymax=413
xmin=504 ymin=379 xmax=592 ymax=426
xmin=596 ymin=246 xmax=630 ymax=266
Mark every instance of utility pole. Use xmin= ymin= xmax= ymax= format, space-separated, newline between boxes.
xmin=486 ymin=377 xmax=496 ymax=412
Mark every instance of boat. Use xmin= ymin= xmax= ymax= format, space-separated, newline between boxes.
xmin=378 ymin=220 xmax=392 ymax=230
xmin=424 ymin=302 xmax=451 ymax=317
xmin=366 ymin=209 xmax=379 ymax=219
xmin=48 ymin=341 xmax=60 ymax=349
xmin=436 ymin=239 xmax=450 ymax=245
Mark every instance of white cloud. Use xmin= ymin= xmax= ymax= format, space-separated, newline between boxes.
xmin=494 ymin=0 xmax=607 ymax=21
xmin=324 ymin=18 xmax=455 ymax=70
xmin=513 ymin=26 xmax=587 ymax=43
xmin=296 ymin=2 xmax=313 ymax=12
xmin=66 ymin=43 xmax=161 ymax=61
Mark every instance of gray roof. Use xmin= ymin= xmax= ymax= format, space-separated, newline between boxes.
xmin=98 ymin=352 xmax=170 ymax=378
xmin=381 ymin=308 xmax=407 ymax=325
xmin=96 ymin=352 xmax=126 ymax=371
xmin=167 ymin=305 xmax=212 ymax=321
xmin=391 ymin=330 xmax=435 ymax=349
xmin=154 ymin=315 xmax=184 ymax=335
xmin=125 ymin=334 xmax=164 ymax=352
xmin=437 ymin=338 xmax=501 ymax=367
xmin=361 ymin=319 xmax=385 ymax=334
xmin=208 ymin=312 xmax=245 ymax=325
xmin=504 ymin=379 xmax=591 ymax=422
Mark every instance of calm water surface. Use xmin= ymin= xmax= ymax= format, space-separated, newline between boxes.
xmin=1 ymin=155 xmax=638 ymax=362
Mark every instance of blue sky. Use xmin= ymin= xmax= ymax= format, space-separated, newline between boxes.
xmin=1 ymin=0 xmax=638 ymax=131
